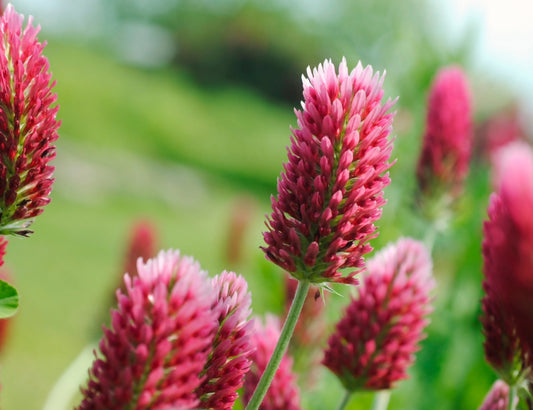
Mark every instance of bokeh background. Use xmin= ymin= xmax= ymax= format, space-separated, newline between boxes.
xmin=2 ymin=0 xmax=532 ymax=408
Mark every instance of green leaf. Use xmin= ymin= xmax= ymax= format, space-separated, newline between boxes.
xmin=0 ymin=279 xmax=19 ymax=318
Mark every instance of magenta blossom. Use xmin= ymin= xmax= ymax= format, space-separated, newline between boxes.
xmin=479 ymin=380 xmax=517 ymax=410
xmin=78 ymin=250 xmax=218 ymax=410
xmin=416 ymin=66 xmax=472 ymax=202
xmin=122 ymin=220 xmax=158 ymax=279
xmin=196 ymin=270 xmax=254 ymax=409
xmin=243 ymin=315 xmax=302 ymax=410
xmin=323 ymin=238 xmax=434 ymax=391
xmin=481 ymin=142 xmax=533 ymax=382
xmin=263 ymin=58 xmax=396 ymax=285
xmin=0 ymin=4 xmax=60 ymax=236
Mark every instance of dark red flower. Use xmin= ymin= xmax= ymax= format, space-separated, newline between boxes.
xmin=263 ymin=58 xmax=396 ymax=285
xmin=0 ymin=5 xmax=60 ymax=236
xmin=197 ymin=271 xmax=254 ymax=410
xmin=481 ymin=142 xmax=533 ymax=382
xmin=323 ymin=238 xmax=434 ymax=391
xmin=78 ymin=251 xmax=218 ymax=410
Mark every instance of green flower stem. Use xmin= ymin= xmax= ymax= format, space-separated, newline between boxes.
xmin=508 ymin=385 xmax=517 ymax=410
xmin=371 ymin=390 xmax=391 ymax=410
xmin=336 ymin=390 xmax=352 ymax=410
xmin=246 ymin=280 xmax=311 ymax=410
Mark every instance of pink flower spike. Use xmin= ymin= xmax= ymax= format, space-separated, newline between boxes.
xmin=481 ymin=142 xmax=533 ymax=380
xmin=122 ymin=220 xmax=158 ymax=278
xmin=416 ymin=66 xmax=472 ymax=203
xmin=323 ymin=238 xmax=434 ymax=391
xmin=196 ymin=270 xmax=254 ymax=410
xmin=78 ymin=250 xmax=218 ymax=410
xmin=243 ymin=315 xmax=302 ymax=410
xmin=0 ymin=4 xmax=60 ymax=236
xmin=263 ymin=58 xmax=396 ymax=285
xmin=479 ymin=380 xmax=517 ymax=410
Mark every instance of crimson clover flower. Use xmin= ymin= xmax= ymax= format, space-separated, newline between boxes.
xmin=0 ymin=4 xmax=60 ymax=236
xmin=243 ymin=315 xmax=302 ymax=410
xmin=479 ymin=380 xmax=517 ymax=410
xmin=416 ymin=66 xmax=472 ymax=203
xmin=323 ymin=238 xmax=434 ymax=391
xmin=122 ymin=220 xmax=158 ymax=279
xmin=481 ymin=142 xmax=533 ymax=384
xmin=196 ymin=270 xmax=254 ymax=409
xmin=263 ymin=58 xmax=396 ymax=285
xmin=79 ymin=250 xmax=219 ymax=410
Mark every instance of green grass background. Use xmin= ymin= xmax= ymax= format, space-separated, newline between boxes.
xmin=1 ymin=39 xmax=499 ymax=409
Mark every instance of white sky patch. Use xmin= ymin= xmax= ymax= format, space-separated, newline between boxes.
xmin=441 ymin=0 xmax=533 ymax=103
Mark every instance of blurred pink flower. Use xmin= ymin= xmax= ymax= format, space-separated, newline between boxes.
xmin=477 ymin=105 xmax=526 ymax=162
xmin=122 ymin=220 xmax=158 ymax=279
xmin=196 ymin=271 xmax=254 ymax=409
xmin=478 ymin=380 xmax=516 ymax=410
xmin=482 ymin=142 xmax=533 ymax=381
xmin=416 ymin=66 xmax=472 ymax=200
xmin=284 ymin=275 xmax=326 ymax=346
xmin=263 ymin=58 xmax=396 ymax=285
xmin=79 ymin=250 xmax=218 ymax=410
xmin=0 ymin=237 xmax=5 ymax=267
xmin=0 ymin=5 xmax=60 ymax=236
xmin=323 ymin=238 xmax=434 ymax=391
xmin=243 ymin=315 xmax=302 ymax=410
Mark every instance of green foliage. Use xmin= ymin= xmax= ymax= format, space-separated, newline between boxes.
xmin=0 ymin=279 xmax=18 ymax=318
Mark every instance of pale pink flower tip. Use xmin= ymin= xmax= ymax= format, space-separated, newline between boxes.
xmin=243 ymin=315 xmax=302 ymax=410
xmin=78 ymin=250 xmax=218 ymax=410
xmin=479 ymin=380 xmax=517 ymax=410
xmin=323 ymin=238 xmax=434 ymax=391
xmin=416 ymin=66 xmax=472 ymax=200
xmin=263 ymin=58 xmax=396 ymax=285
xmin=196 ymin=270 xmax=254 ymax=410
xmin=0 ymin=4 xmax=60 ymax=236
xmin=482 ymin=142 xmax=533 ymax=379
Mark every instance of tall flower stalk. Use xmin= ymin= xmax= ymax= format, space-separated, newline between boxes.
xmin=249 ymin=58 xmax=396 ymax=409
xmin=0 ymin=4 xmax=60 ymax=236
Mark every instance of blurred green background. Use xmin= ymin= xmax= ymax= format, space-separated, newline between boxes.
xmin=1 ymin=0 xmax=528 ymax=408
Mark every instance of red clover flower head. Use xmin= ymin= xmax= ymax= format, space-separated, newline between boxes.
xmin=78 ymin=250 xmax=218 ymax=410
xmin=122 ymin=220 xmax=158 ymax=279
xmin=0 ymin=5 xmax=60 ymax=236
xmin=478 ymin=380 xmax=517 ymax=410
xmin=196 ymin=270 xmax=254 ymax=410
xmin=243 ymin=315 xmax=302 ymax=410
xmin=323 ymin=238 xmax=434 ymax=391
xmin=263 ymin=58 xmax=396 ymax=285
xmin=416 ymin=66 xmax=472 ymax=202
xmin=482 ymin=142 xmax=533 ymax=381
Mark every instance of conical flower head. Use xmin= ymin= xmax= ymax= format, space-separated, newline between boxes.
xmin=196 ymin=270 xmax=254 ymax=410
xmin=0 ymin=4 xmax=60 ymax=236
xmin=479 ymin=380 xmax=517 ymax=410
xmin=416 ymin=66 xmax=472 ymax=208
xmin=481 ymin=142 xmax=533 ymax=381
xmin=243 ymin=315 xmax=302 ymax=410
xmin=78 ymin=250 xmax=218 ymax=410
xmin=263 ymin=58 xmax=396 ymax=285
xmin=323 ymin=238 xmax=435 ymax=391
xmin=122 ymin=220 xmax=158 ymax=279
